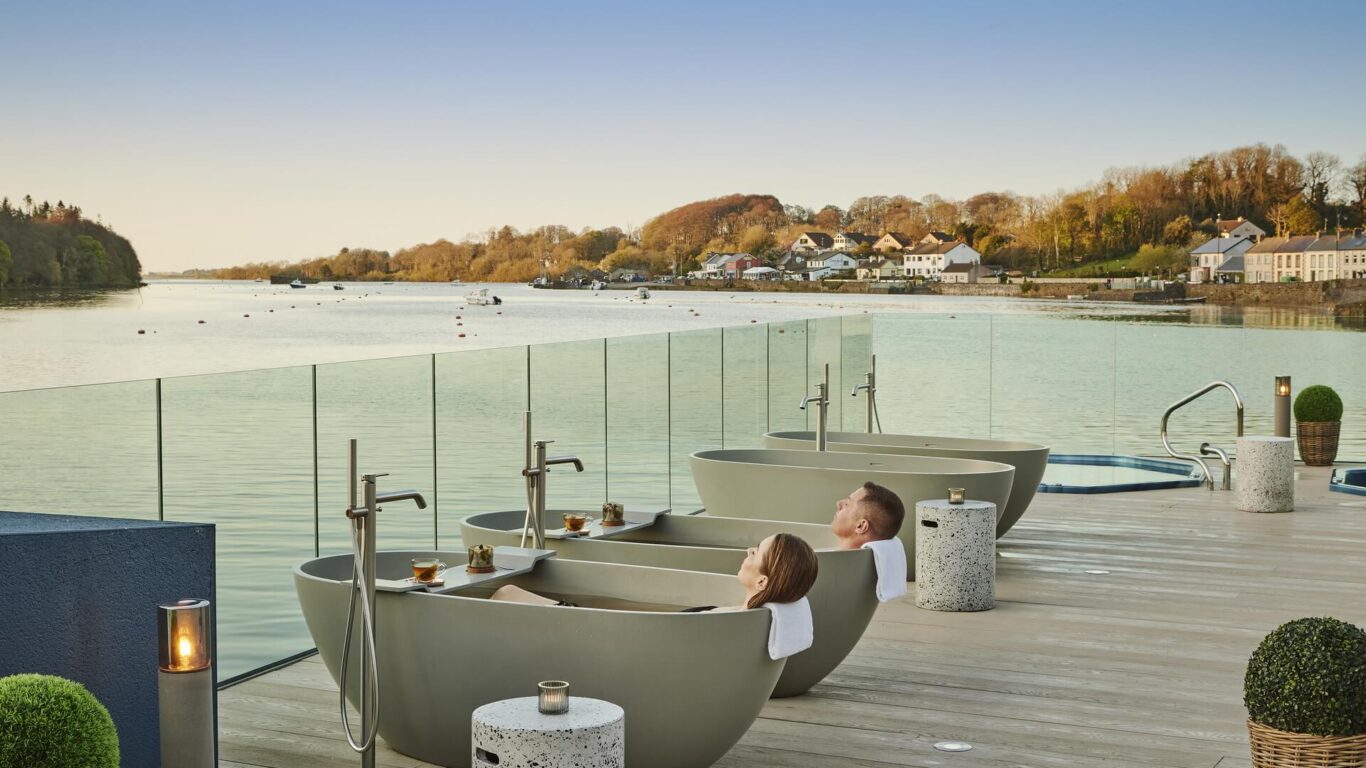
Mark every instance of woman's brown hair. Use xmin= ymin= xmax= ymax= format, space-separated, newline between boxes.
xmin=747 ymin=533 xmax=819 ymax=609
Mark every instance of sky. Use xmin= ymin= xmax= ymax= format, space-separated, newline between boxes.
xmin=3 ymin=0 xmax=1365 ymax=271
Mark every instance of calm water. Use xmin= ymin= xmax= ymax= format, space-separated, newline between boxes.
xmin=3 ymin=280 xmax=1364 ymax=677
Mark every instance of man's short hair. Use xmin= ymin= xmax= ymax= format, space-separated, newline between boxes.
xmin=860 ymin=481 xmax=905 ymax=538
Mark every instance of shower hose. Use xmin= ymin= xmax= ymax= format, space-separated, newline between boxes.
xmin=339 ymin=517 xmax=380 ymax=753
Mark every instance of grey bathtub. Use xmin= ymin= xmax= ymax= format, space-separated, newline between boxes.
xmin=460 ymin=510 xmax=879 ymax=697
xmin=763 ymin=431 xmax=1049 ymax=536
xmin=690 ymin=448 xmax=1014 ymax=578
xmin=295 ymin=552 xmax=782 ymax=768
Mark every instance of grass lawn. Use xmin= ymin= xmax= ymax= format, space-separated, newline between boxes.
xmin=1042 ymin=255 xmax=1137 ymax=278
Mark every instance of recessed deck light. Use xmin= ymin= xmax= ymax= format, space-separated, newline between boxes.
xmin=1084 ymin=569 xmax=1111 ymax=575
xmin=934 ymin=740 xmax=973 ymax=752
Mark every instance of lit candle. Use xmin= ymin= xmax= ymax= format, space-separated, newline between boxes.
xmin=1276 ymin=376 xmax=1291 ymax=397
xmin=948 ymin=488 xmax=966 ymax=505
xmin=538 ymin=680 xmax=569 ymax=714
xmin=158 ymin=599 xmax=211 ymax=673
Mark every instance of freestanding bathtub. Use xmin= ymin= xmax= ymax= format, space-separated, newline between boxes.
xmin=295 ymin=552 xmax=783 ymax=768
xmin=690 ymin=448 xmax=1014 ymax=578
xmin=460 ymin=510 xmax=878 ymax=697
xmin=763 ymin=431 xmax=1049 ymax=537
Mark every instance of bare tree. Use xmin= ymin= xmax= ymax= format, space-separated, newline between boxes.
xmin=1303 ymin=151 xmax=1342 ymax=209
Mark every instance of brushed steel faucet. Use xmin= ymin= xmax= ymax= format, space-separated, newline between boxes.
xmin=799 ymin=363 xmax=830 ymax=451
xmin=520 ymin=411 xmax=585 ymax=549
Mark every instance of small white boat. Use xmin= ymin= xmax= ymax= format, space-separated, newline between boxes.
xmin=289 ymin=279 xmax=306 ymax=289
xmin=636 ymin=287 xmax=651 ymax=300
xmin=589 ymin=280 xmax=604 ymax=291
xmin=253 ymin=278 xmax=265 ymax=283
xmin=465 ymin=288 xmax=501 ymax=306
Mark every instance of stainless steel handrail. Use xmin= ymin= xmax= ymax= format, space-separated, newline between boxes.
xmin=1160 ymin=381 xmax=1244 ymax=490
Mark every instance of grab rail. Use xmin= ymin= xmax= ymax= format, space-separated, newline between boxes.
xmin=1160 ymin=381 xmax=1244 ymax=490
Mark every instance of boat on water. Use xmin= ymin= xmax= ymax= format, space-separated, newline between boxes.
xmin=465 ymin=288 xmax=501 ymax=306
xmin=253 ymin=278 xmax=265 ymax=283
xmin=271 ymin=274 xmax=318 ymax=285
xmin=589 ymin=280 xmax=604 ymax=291
xmin=332 ymin=284 xmax=344 ymax=291
xmin=636 ymin=286 xmax=651 ymax=299
xmin=289 ymin=279 xmax=306 ymax=289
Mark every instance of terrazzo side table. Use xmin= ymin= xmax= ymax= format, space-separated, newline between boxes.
xmin=1236 ymin=436 xmax=1295 ymax=513
xmin=473 ymin=696 xmax=624 ymax=768
xmin=915 ymin=499 xmax=997 ymax=612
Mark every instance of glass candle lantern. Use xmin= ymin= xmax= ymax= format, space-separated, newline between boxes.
xmin=601 ymin=501 xmax=625 ymax=527
xmin=947 ymin=488 xmax=966 ymax=505
xmin=538 ymin=680 xmax=569 ymax=714
xmin=467 ymin=544 xmax=495 ymax=574
xmin=1274 ymin=376 xmax=1292 ymax=438
xmin=157 ymin=599 xmax=212 ymax=673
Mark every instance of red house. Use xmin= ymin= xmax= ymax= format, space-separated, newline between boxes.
xmin=721 ymin=253 xmax=762 ymax=278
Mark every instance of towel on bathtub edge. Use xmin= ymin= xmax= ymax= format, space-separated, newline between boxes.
xmin=862 ymin=538 xmax=908 ymax=602
xmin=765 ymin=597 xmax=813 ymax=660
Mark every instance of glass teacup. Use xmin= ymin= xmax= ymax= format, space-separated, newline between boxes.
xmin=411 ymin=557 xmax=446 ymax=583
xmin=562 ymin=512 xmax=588 ymax=533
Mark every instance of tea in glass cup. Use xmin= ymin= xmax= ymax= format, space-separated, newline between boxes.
xmin=562 ymin=512 xmax=588 ymax=533
xmin=411 ymin=558 xmax=446 ymax=583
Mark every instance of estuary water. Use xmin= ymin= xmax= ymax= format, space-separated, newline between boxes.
xmin=2 ymin=280 xmax=1364 ymax=677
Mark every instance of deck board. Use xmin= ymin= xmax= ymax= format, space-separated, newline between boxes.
xmin=218 ymin=465 xmax=1366 ymax=767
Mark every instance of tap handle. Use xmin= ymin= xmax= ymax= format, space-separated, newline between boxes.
xmin=361 ymin=472 xmax=390 ymax=482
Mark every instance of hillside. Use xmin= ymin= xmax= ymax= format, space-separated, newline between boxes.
xmin=0 ymin=198 xmax=142 ymax=288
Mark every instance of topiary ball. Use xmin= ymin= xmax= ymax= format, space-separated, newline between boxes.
xmin=0 ymin=674 xmax=119 ymax=768
xmin=1244 ymin=617 xmax=1366 ymax=737
xmin=1293 ymin=385 xmax=1343 ymax=423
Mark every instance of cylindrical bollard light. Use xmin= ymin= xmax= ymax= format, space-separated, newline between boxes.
xmin=158 ymin=598 xmax=214 ymax=768
xmin=1274 ymin=376 xmax=1292 ymax=438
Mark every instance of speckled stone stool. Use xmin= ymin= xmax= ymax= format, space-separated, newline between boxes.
xmin=915 ymin=499 xmax=996 ymax=612
xmin=472 ymin=696 xmax=624 ymax=768
xmin=1236 ymin=436 xmax=1295 ymax=513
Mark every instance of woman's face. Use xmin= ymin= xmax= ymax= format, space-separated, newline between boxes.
xmin=738 ymin=534 xmax=775 ymax=593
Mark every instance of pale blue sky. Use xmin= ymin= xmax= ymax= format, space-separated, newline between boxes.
xmin=3 ymin=0 xmax=1364 ymax=270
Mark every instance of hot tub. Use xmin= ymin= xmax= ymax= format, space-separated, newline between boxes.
xmin=763 ymin=431 xmax=1049 ymax=537
xmin=690 ymin=448 xmax=1014 ymax=579
xmin=460 ymin=510 xmax=879 ymax=698
xmin=1038 ymin=455 xmax=1205 ymax=493
xmin=295 ymin=552 xmax=783 ymax=768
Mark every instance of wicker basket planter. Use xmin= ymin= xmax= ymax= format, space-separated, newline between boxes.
xmin=1249 ymin=719 xmax=1366 ymax=768
xmin=1297 ymin=420 xmax=1341 ymax=466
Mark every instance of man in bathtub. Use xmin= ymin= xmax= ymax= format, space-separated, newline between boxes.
xmin=831 ymin=482 xmax=905 ymax=549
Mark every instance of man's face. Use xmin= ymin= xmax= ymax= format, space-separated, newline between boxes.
xmin=832 ymin=485 xmax=871 ymax=538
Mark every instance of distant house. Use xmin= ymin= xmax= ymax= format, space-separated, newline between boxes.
xmin=922 ymin=231 xmax=955 ymax=245
xmin=808 ymin=252 xmax=858 ymax=272
xmin=940 ymin=262 xmax=996 ymax=284
xmin=721 ymin=253 xmax=762 ymax=278
xmin=856 ymin=258 xmax=904 ymax=280
xmin=832 ymin=232 xmax=876 ymax=251
xmin=901 ymin=240 xmax=980 ymax=280
xmin=1189 ymin=236 xmax=1252 ymax=283
xmin=1217 ymin=217 xmax=1267 ymax=241
xmin=561 ymin=265 xmax=591 ymax=283
xmin=1303 ymin=233 xmax=1366 ymax=282
xmin=776 ymin=253 xmax=806 ymax=272
xmin=693 ymin=253 xmax=729 ymax=279
xmin=800 ymin=265 xmax=837 ymax=281
xmin=742 ymin=266 xmax=781 ymax=281
xmin=874 ymin=232 xmax=915 ymax=252
xmin=791 ymin=232 xmax=834 ymax=252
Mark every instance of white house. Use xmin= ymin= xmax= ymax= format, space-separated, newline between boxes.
xmin=1188 ymin=236 xmax=1252 ymax=283
xmin=1303 ymin=233 xmax=1366 ymax=282
xmin=832 ymin=232 xmax=876 ymax=251
xmin=901 ymin=240 xmax=980 ymax=279
xmin=791 ymin=232 xmax=833 ymax=252
xmin=1217 ymin=217 xmax=1266 ymax=241
xmin=873 ymin=232 xmax=915 ymax=252
xmin=856 ymin=258 xmax=904 ymax=280
xmin=940 ymin=262 xmax=996 ymax=284
xmin=807 ymin=252 xmax=858 ymax=272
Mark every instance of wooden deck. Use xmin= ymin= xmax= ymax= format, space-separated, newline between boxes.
xmin=219 ymin=465 xmax=1366 ymax=768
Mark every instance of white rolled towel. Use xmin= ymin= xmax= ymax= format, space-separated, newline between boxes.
xmin=764 ymin=597 xmax=813 ymax=660
xmin=862 ymin=538 xmax=908 ymax=602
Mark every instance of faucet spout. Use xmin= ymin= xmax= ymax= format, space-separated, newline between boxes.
xmin=375 ymin=490 xmax=427 ymax=509
xmin=545 ymin=455 xmax=585 ymax=472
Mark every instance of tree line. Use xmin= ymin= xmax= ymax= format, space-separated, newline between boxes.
xmin=0 ymin=197 xmax=142 ymax=288
xmin=202 ymin=143 xmax=1366 ymax=282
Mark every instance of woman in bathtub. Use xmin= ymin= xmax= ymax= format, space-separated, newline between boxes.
xmin=490 ymin=532 xmax=819 ymax=612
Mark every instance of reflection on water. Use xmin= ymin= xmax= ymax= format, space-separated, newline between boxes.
xmin=0 ymin=286 xmax=138 ymax=310
xmin=1097 ymin=305 xmax=1366 ymax=332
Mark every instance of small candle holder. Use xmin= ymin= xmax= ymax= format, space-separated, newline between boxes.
xmin=947 ymin=488 xmax=966 ymax=505
xmin=467 ymin=544 xmax=495 ymax=574
xmin=601 ymin=502 xmax=625 ymax=527
xmin=538 ymin=680 xmax=569 ymax=714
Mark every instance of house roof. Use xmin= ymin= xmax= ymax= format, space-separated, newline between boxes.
xmin=878 ymin=232 xmax=914 ymax=248
xmin=907 ymin=240 xmax=966 ymax=256
xmin=941 ymin=262 xmax=976 ymax=273
xmin=1216 ymin=255 xmax=1245 ymax=272
xmin=1277 ymin=236 xmax=1317 ymax=253
xmin=923 ymin=231 xmax=954 ymax=244
xmin=1306 ymin=234 xmax=1366 ymax=252
xmin=799 ymin=232 xmax=834 ymax=247
xmin=1191 ymin=236 xmax=1250 ymax=254
xmin=743 ymin=266 xmax=779 ymax=274
xmin=1217 ymin=217 xmax=1264 ymax=234
xmin=1245 ymin=237 xmax=1288 ymax=254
